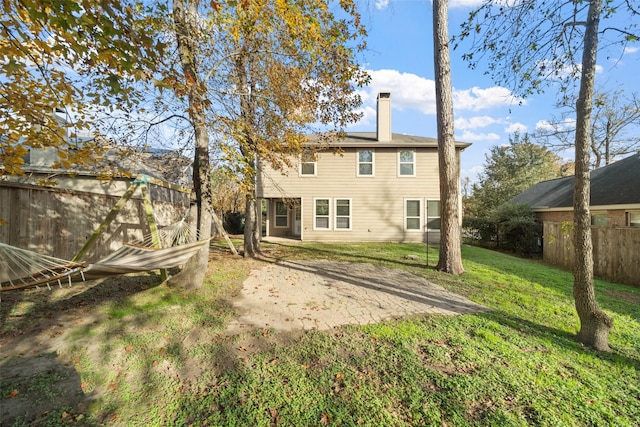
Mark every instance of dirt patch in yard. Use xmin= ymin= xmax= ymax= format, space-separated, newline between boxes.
xmin=1 ymin=274 xmax=162 ymax=425
xmin=603 ymin=289 xmax=640 ymax=305
xmin=0 ymin=248 xmax=486 ymax=425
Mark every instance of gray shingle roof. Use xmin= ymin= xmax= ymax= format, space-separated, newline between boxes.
xmin=307 ymin=132 xmax=471 ymax=149
xmin=511 ymin=152 xmax=640 ymax=208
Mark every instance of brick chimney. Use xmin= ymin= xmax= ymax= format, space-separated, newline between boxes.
xmin=376 ymin=91 xmax=392 ymax=142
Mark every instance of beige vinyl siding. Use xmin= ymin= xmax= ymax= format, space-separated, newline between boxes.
xmin=258 ymin=147 xmax=443 ymax=242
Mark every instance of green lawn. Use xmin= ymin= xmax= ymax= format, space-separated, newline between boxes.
xmin=3 ymin=242 xmax=639 ymax=426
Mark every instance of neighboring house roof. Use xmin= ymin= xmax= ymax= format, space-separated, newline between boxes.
xmin=511 ymin=152 xmax=640 ymax=209
xmin=22 ymin=141 xmax=192 ymax=186
xmin=309 ymin=132 xmax=471 ymax=149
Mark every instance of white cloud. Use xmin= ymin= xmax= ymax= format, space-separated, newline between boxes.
xmin=535 ymin=118 xmax=575 ymax=132
xmin=366 ymin=69 xmax=438 ymax=114
xmin=361 ymin=69 xmax=523 ymax=117
xmin=535 ymin=120 xmax=555 ymax=132
xmin=537 ymin=60 xmax=604 ymax=81
xmin=449 ymin=0 xmax=485 ymax=8
xmin=375 ymin=0 xmax=390 ymax=10
xmin=454 ymin=86 xmax=526 ymax=111
xmin=455 ymin=115 xmax=500 ymax=130
xmin=354 ymin=105 xmax=377 ymax=126
xmin=458 ymin=130 xmax=501 ymax=142
xmin=504 ymin=122 xmax=527 ymax=134
xmin=623 ymin=46 xmax=639 ymax=55
xmin=375 ymin=0 xmax=484 ymax=10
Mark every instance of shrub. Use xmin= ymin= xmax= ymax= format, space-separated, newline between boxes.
xmin=462 ymin=216 xmax=496 ymax=247
xmin=464 ymin=203 xmax=541 ymax=256
xmin=491 ymin=203 xmax=541 ymax=255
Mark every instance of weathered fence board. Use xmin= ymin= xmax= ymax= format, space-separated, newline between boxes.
xmin=0 ymin=181 xmax=189 ymax=262
xmin=544 ymin=221 xmax=640 ymax=286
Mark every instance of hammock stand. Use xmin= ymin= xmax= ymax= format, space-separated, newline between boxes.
xmin=73 ymin=174 xmax=237 ymax=268
xmin=72 ymin=174 xmax=173 ymax=281
xmin=1 ymin=174 xmax=223 ymax=292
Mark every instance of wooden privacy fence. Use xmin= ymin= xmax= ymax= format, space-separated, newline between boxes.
xmin=0 ymin=178 xmax=190 ymax=262
xmin=543 ymin=221 xmax=640 ymax=286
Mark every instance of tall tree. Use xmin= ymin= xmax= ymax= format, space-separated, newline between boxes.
xmin=471 ymin=133 xmax=567 ymax=217
xmin=208 ymin=0 xmax=368 ymax=257
xmin=456 ymin=0 xmax=639 ymax=350
xmin=171 ymin=0 xmax=214 ymax=289
xmin=536 ymin=90 xmax=640 ymax=168
xmin=433 ymin=0 xmax=464 ymax=274
xmin=572 ymin=0 xmax=612 ymax=351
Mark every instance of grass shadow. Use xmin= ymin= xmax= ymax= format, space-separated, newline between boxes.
xmin=1 ymin=272 xmax=165 ymax=340
xmin=480 ymin=310 xmax=640 ymax=367
xmin=260 ymin=240 xmax=434 ymax=270
xmin=0 ymin=351 xmax=86 ymax=425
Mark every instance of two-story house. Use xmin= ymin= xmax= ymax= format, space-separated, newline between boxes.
xmin=256 ymin=92 xmax=470 ymax=243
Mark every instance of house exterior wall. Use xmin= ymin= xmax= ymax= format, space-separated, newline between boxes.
xmin=536 ymin=211 xmax=573 ymax=223
xmin=606 ymin=210 xmax=626 ymax=227
xmin=536 ymin=208 xmax=633 ymax=227
xmin=257 ymin=146 xmax=452 ymax=243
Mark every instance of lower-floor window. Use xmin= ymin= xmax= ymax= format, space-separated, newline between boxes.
xmin=591 ymin=213 xmax=608 ymax=227
xmin=335 ymin=198 xmax=351 ymax=230
xmin=426 ymin=200 xmax=441 ymax=230
xmin=405 ymin=199 xmax=422 ymax=231
xmin=314 ymin=198 xmax=330 ymax=230
xmin=628 ymin=211 xmax=640 ymax=227
xmin=275 ymin=201 xmax=288 ymax=227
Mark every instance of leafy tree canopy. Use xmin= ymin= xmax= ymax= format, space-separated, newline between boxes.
xmin=1 ymin=0 xmax=167 ymax=175
xmin=470 ymin=133 xmax=569 ymax=217
xmin=453 ymin=0 xmax=639 ymax=99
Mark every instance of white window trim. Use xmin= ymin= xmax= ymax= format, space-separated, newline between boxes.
xmin=334 ymin=198 xmax=352 ymax=231
xmin=274 ymin=201 xmax=289 ymax=228
xmin=313 ymin=197 xmax=331 ymax=230
xmin=299 ymin=152 xmax=317 ymax=177
xmin=356 ymin=149 xmax=375 ymax=177
xmin=627 ymin=210 xmax=640 ymax=227
xmin=398 ymin=149 xmax=416 ymax=177
xmin=425 ymin=199 xmax=441 ymax=231
xmin=404 ymin=198 xmax=423 ymax=232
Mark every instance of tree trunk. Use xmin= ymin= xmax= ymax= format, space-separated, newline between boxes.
xmin=573 ymin=0 xmax=612 ymax=351
xmin=252 ymin=198 xmax=261 ymax=253
xmin=243 ymin=194 xmax=258 ymax=258
xmin=433 ymin=0 xmax=464 ymax=274
xmin=171 ymin=0 xmax=213 ymax=289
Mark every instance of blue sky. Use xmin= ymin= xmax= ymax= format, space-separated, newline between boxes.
xmin=344 ymin=0 xmax=640 ymax=183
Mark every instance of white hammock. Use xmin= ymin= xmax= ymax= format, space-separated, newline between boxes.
xmin=0 ymin=220 xmax=209 ymax=291
xmin=0 ymin=243 xmax=87 ymax=290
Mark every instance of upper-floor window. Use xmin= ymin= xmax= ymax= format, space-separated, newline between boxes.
xmin=591 ymin=212 xmax=608 ymax=227
xmin=335 ymin=198 xmax=352 ymax=230
xmin=398 ymin=149 xmax=415 ymax=176
xmin=300 ymin=151 xmax=317 ymax=176
xmin=357 ymin=150 xmax=374 ymax=176
xmin=627 ymin=211 xmax=640 ymax=227
xmin=426 ymin=200 xmax=441 ymax=230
